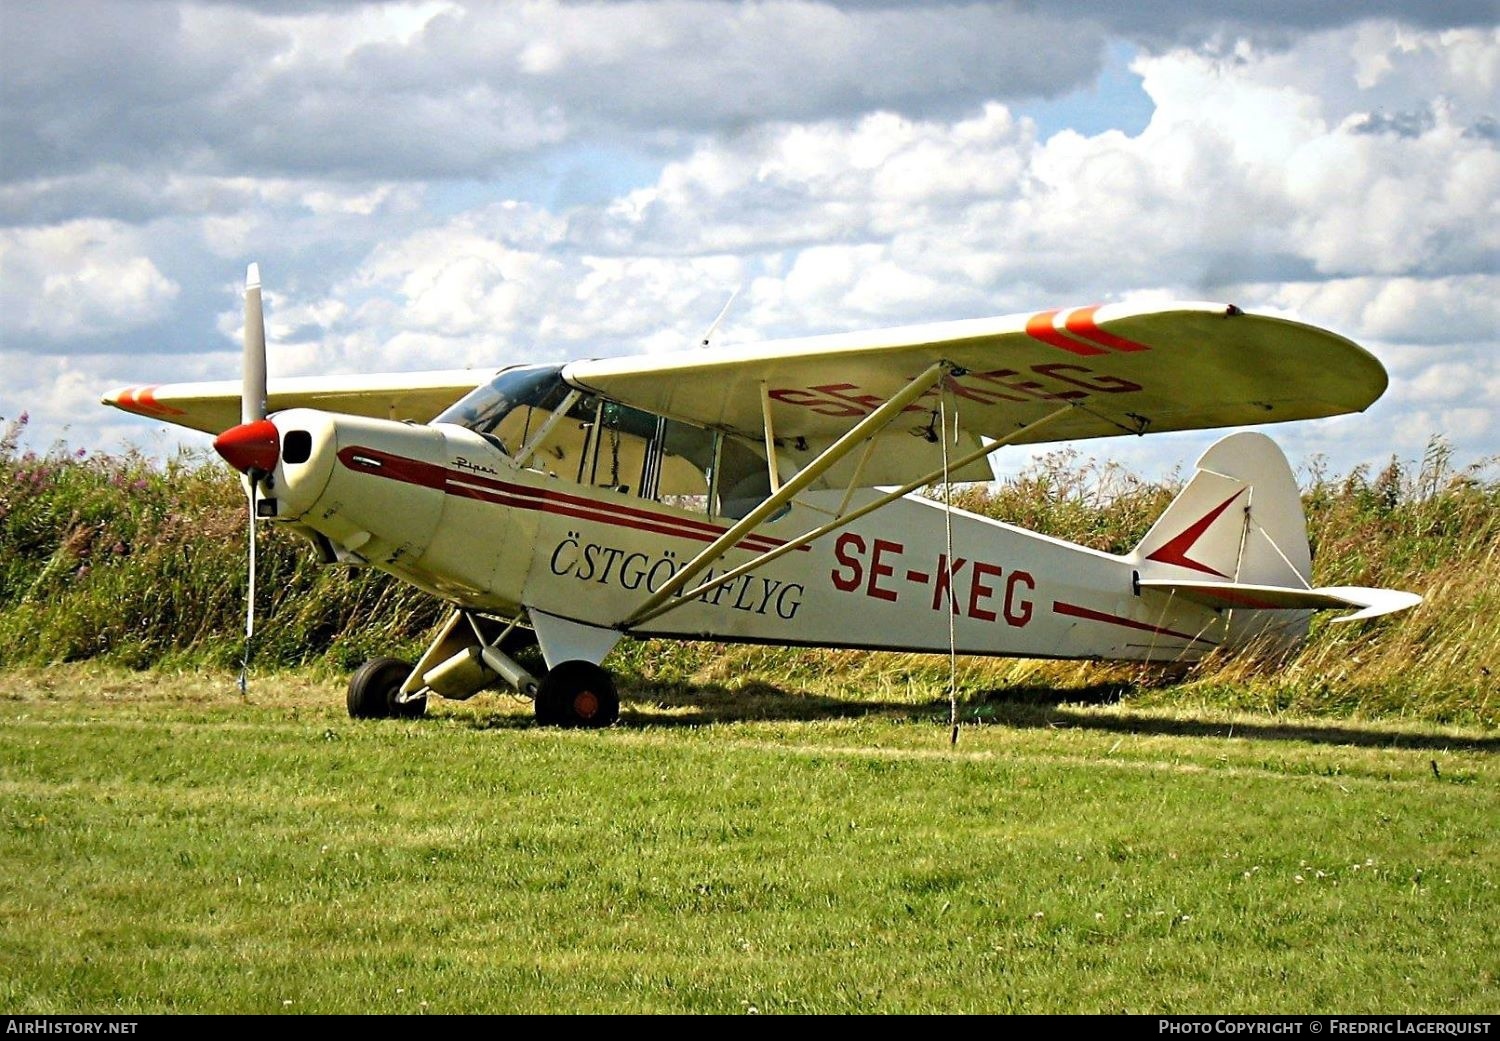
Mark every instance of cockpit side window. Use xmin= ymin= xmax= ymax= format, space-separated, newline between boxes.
xmin=438 ymin=364 xmax=772 ymax=518
xmin=714 ymin=435 xmax=773 ymax=520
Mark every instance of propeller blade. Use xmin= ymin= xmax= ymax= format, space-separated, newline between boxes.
xmin=243 ymin=262 xmax=267 ymax=424
xmin=237 ymin=261 xmax=267 ymax=695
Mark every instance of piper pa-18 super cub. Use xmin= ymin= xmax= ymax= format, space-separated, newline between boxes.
xmin=103 ymin=265 xmax=1420 ymax=727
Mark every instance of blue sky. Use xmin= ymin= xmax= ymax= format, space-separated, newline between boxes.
xmin=1 ymin=1 xmax=1495 ymax=482
xmin=1022 ymin=42 xmax=1155 ymax=140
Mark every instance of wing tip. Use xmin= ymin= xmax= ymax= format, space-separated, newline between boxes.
xmin=99 ymin=384 xmax=187 ymax=418
xmin=101 ymin=385 xmax=136 ymax=411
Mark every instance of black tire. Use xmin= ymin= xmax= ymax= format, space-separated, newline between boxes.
xmin=535 ymin=660 xmax=619 ymax=728
xmin=347 ymin=657 xmax=425 ymax=720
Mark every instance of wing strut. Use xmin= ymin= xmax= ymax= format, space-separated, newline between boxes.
xmin=621 ymin=362 xmax=948 ymax=626
xmin=759 ymin=381 xmax=783 ymax=494
xmin=624 ymin=400 xmax=1074 ymax=629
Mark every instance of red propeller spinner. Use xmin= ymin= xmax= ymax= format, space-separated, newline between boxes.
xmin=214 ymin=419 xmax=280 ymax=475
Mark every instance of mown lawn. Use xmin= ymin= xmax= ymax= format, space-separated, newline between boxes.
xmin=0 ymin=666 xmax=1495 ymax=1014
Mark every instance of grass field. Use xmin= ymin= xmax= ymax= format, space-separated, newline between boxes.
xmin=3 ymin=428 xmax=1495 ymax=1011
xmin=2 ymin=665 xmax=1495 ymax=1014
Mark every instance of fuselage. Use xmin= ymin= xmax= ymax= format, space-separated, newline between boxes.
xmin=264 ymin=407 xmax=1226 ymax=662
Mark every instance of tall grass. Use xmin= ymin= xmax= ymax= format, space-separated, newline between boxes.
xmin=0 ymin=415 xmax=441 ymax=671
xmin=1 ymin=416 xmax=1494 ymax=724
xmin=947 ymin=441 xmax=1500 ymax=723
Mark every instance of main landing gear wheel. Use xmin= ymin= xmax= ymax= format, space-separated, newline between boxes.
xmin=535 ymin=660 xmax=619 ymax=728
xmin=347 ymin=657 xmax=427 ymax=720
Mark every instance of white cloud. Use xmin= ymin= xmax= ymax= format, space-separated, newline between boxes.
xmin=261 ymin=20 xmax=1493 ymax=474
xmin=0 ymin=8 xmax=1494 ymax=475
xmin=543 ymin=23 xmax=1494 ymax=315
xmin=1269 ymin=276 xmax=1500 ymax=345
xmin=0 ymin=0 xmax=1103 ymax=191
xmin=0 ymin=221 xmax=180 ymax=340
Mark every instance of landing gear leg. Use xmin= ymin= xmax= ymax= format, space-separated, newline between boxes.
xmin=535 ymin=660 xmax=619 ymax=728
xmin=378 ymin=608 xmax=620 ymax=726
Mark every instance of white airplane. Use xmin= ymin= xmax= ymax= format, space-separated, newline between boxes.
xmin=103 ymin=265 xmax=1420 ymax=726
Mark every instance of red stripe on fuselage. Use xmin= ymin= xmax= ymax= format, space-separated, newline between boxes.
xmin=1052 ymin=600 xmax=1217 ymax=645
xmin=440 ymin=472 xmax=795 ymax=553
xmin=337 ymin=446 xmax=808 ymax=555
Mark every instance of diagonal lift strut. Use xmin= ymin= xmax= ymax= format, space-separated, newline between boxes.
xmin=622 ymin=370 xmax=1074 ymax=628
xmin=620 ymin=362 xmax=947 ymax=627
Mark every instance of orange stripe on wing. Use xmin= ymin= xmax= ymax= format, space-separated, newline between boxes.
xmin=136 ymin=386 xmax=186 ymax=416
xmin=1063 ymin=306 xmax=1151 ymax=353
xmin=1025 ymin=309 xmax=1108 ymax=356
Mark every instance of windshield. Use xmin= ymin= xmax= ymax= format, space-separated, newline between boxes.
xmin=435 ymin=365 xmax=578 ymax=451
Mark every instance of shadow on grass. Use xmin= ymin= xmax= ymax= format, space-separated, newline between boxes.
xmin=452 ymin=675 xmax=1500 ymax=754
xmin=453 ymin=678 xmax=920 ymax=732
xmin=628 ymin=678 xmax=944 ymax=723
xmin=976 ymin=699 xmax=1500 ymax=754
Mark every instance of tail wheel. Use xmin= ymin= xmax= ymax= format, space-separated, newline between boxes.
xmin=347 ymin=657 xmax=426 ymax=720
xmin=536 ymin=660 xmax=619 ymax=728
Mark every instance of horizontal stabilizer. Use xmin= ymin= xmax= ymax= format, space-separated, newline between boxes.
xmin=1139 ymin=580 xmax=1422 ymax=622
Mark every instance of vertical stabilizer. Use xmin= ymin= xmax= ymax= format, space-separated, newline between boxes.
xmin=1131 ymin=432 xmax=1312 ymax=649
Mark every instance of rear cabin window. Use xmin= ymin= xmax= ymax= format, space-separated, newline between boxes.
xmin=436 ymin=365 xmax=772 ymax=519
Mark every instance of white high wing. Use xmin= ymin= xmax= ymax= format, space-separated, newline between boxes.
xmin=102 ymin=266 xmax=1420 ymax=726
